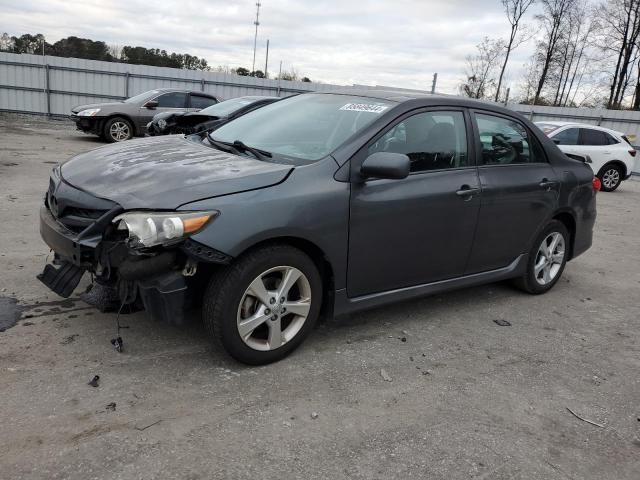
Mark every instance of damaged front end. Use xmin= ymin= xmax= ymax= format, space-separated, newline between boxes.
xmin=38 ymin=168 xmax=230 ymax=325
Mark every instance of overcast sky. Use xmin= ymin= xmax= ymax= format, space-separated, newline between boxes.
xmin=1 ymin=0 xmax=542 ymax=94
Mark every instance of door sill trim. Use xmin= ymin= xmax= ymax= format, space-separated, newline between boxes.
xmin=334 ymin=254 xmax=527 ymax=316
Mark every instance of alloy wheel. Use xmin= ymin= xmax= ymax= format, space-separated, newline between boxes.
xmin=534 ymin=232 xmax=565 ymax=286
xmin=236 ymin=266 xmax=312 ymax=351
xmin=602 ymin=168 xmax=620 ymax=189
xmin=109 ymin=121 xmax=130 ymax=141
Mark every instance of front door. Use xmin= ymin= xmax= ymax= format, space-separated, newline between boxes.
xmin=138 ymin=91 xmax=188 ymax=132
xmin=465 ymin=111 xmax=560 ymax=274
xmin=347 ymin=109 xmax=481 ymax=297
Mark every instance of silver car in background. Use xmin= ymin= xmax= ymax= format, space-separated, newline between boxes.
xmin=71 ymin=88 xmax=220 ymax=142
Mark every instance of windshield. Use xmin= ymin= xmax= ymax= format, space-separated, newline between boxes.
xmin=200 ymin=97 xmax=267 ymax=117
xmin=210 ymin=93 xmax=395 ymax=163
xmin=124 ymin=90 xmax=159 ymax=104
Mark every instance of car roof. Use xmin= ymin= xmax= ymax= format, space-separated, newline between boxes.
xmin=153 ymin=88 xmax=218 ymax=97
xmin=534 ymin=120 xmax=624 ymax=136
xmin=314 ymin=89 xmax=521 ymax=116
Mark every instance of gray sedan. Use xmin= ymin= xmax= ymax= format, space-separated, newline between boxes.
xmin=41 ymin=91 xmax=597 ymax=364
xmin=71 ymin=88 xmax=219 ymax=142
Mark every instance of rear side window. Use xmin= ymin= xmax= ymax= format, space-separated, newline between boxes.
xmin=368 ymin=111 xmax=469 ymax=173
xmin=579 ymin=128 xmax=609 ymax=146
xmin=156 ymin=92 xmax=187 ymax=108
xmin=604 ymin=132 xmax=619 ymax=145
xmin=553 ymin=128 xmax=579 ymax=145
xmin=475 ymin=113 xmax=545 ymax=165
xmin=191 ymin=95 xmax=217 ymax=109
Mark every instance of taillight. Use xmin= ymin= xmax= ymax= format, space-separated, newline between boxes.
xmin=628 ymin=149 xmax=636 ymax=157
xmin=592 ymin=176 xmax=601 ymax=192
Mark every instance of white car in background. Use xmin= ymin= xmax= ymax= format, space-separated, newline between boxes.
xmin=536 ymin=121 xmax=637 ymax=192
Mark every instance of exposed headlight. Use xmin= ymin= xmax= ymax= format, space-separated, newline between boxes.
xmin=157 ymin=119 xmax=167 ymax=130
xmin=77 ymin=108 xmax=101 ymax=117
xmin=113 ymin=211 xmax=218 ymax=248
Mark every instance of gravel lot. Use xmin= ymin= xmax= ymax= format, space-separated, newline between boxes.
xmin=1 ymin=112 xmax=639 ymax=480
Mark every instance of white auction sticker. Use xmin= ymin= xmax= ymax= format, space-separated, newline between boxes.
xmin=339 ymin=103 xmax=389 ymax=113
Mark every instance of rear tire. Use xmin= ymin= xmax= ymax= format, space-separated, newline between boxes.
xmin=598 ymin=164 xmax=622 ymax=192
xmin=203 ymin=244 xmax=323 ymax=365
xmin=514 ymin=220 xmax=569 ymax=294
xmin=103 ymin=117 xmax=133 ymax=143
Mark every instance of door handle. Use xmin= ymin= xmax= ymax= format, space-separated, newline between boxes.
xmin=456 ymin=185 xmax=481 ymax=198
xmin=539 ymin=179 xmax=558 ymax=190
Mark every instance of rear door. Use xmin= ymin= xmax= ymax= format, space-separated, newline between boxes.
xmin=347 ymin=108 xmax=481 ymax=297
xmin=576 ymin=128 xmax=617 ymax=172
xmin=189 ymin=94 xmax=218 ymax=111
xmin=465 ymin=111 xmax=559 ymax=274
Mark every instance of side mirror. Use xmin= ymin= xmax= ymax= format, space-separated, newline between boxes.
xmin=361 ymin=152 xmax=410 ymax=180
xmin=552 ymin=138 xmax=561 ymax=145
xmin=144 ymin=100 xmax=159 ymax=109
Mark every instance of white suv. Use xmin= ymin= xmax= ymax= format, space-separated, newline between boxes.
xmin=536 ymin=121 xmax=637 ymax=191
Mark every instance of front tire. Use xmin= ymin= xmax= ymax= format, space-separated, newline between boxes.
xmin=514 ymin=220 xmax=569 ymax=294
xmin=103 ymin=117 xmax=133 ymax=143
xmin=598 ymin=164 xmax=622 ymax=192
xmin=203 ymin=245 xmax=323 ymax=365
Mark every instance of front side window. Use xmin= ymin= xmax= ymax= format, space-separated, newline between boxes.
xmin=368 ymin=111 xmax=468 ymax=172
xmin=553 ymin=128 xmax=579 ymax=145
xmin=124 ymin=90 xmax=159 ymax=104
xmin=211 ymin=94 xmax=395 ymax=163
xmin=475 ymin=113 xmax=544 ymax=165
xmin=156 ymin=92 xmax=187 ymax=108
xmin=579 ymin=128 xmax=608 ymax=146
xmin=191 ymin=95 xmax=217 ymax=109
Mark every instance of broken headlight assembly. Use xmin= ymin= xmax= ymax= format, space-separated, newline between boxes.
xmin=113 ymin=211 xmax=219 ymax=248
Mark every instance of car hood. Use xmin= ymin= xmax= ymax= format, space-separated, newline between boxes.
xmin=60 ymin=136 xmax=293 ymax=209
xmin=71 ymin=102 xmax=123 ymax=114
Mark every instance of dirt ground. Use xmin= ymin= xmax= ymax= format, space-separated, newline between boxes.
xmin=0 ymin=112 xmax=639 ymax=480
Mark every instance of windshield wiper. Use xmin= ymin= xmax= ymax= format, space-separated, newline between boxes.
xmin=231 ymin=140 xmax=272 ymax=161
xmin=206 ymin=135 xmax=241 ymax=155
xmin=206 ymin=134 xmax=272 ymax=161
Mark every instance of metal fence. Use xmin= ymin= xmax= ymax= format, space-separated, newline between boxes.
xmin=509 ymin=103 xmax=640 ymax=140
xmin=0 ymin=52 xmax=343 ymax=116
xmin=2 ymin=52 xmax=640 ymax=174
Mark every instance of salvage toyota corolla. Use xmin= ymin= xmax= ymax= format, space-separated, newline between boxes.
xmin=38 ymin=91 xmax=598 ymax=364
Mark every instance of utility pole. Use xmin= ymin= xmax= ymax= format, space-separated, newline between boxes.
xmin=431 ymin=73 xmax=438 ymax=94
xmin=277 ymin=60 xmax=282 ymax=97
xmin=264 ymin=39 xmax=269 ymax=78
xmin=251 ymin=2 xmax=261 ymax=75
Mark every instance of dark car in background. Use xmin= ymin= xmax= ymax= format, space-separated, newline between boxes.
xmin=71 ymin=88 xmax=219 ymax=142
xmin=146 ymin=95 xmax=279 ymax=136
xmin=40 ymin=91 xmax=597 ymax=365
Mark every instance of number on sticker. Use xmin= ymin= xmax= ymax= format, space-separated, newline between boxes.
xmin=340 ymin=103 xmax=389 ymax=114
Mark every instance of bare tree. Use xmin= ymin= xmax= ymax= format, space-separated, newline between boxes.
xmin=534 ymin=0 xmax=576 ymax=104
xmin=460 ymin=37 xmax=506 ymax=99
xmin=598 ymin=0 xmax=640 ymax=108
xmin=494 ymin=0 xmax=536 ymax=102
xmin=108 ymin=44 xmax=122 ymax=61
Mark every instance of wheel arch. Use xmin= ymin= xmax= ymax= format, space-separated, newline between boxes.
xmin=597 ymin=159 xmax=627 ymax=177
xmin=552 ymin=210 xmax=576 ymax=260
xmin=102 ymin=113 xmax=137 ymax=136
xmin=234 ymin=236 xmax=336 ymax=318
